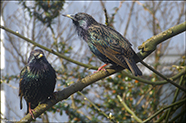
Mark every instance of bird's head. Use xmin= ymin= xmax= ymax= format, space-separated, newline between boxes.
xmin=62 ymin=13 xmax=97 ymax=29
xmin=28 ymin=49 xmax=47 ymax=64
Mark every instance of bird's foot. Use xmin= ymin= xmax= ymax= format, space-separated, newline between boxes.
xmin=29 ymin=109 xmax=35 ymax=119
xmin=93 ymin=64 xmax=108 ymax=73
xmin=29 ymin=103 xmax=35 ymax=119
xmin=93 ymin=68 xmax=106 ymax=73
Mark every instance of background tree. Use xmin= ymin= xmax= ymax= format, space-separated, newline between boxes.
xmin=1 ymin=1 xmax=185 ymax=122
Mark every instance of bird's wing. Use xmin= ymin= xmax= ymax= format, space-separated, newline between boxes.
xmin=88 ymin=25 xmax=134 ymax=68
xmin=19 ymin=66 xmax=28 ymax=109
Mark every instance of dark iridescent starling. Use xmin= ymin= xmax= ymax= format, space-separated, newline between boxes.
xmin=63 ymin=13 xmax=142 ymax=76
xmin=19 ymin=49 xmax=56 ymax=119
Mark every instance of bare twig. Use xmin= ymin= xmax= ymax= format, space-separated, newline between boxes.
xmin=143 ymin=98 xmax=186 ymax=123
xmin=165 ymin=75 xmax=185 ymax=122
xmin=169 ymin=108 xmax=186 ymax=122
xmin=78 ymin=91 xmax=117 ymax=123
xmin=121 ymin=66 xmax=186 ymax=85
xmin=123 ymin=0 xmax=136 ymax=37
xmin=140 ymin=60 xmax=186 ymax=92
xmin=117 ymin=95 xmax=143 ymax=123
xmin=100 ymin=0 xmax=109 ymax=25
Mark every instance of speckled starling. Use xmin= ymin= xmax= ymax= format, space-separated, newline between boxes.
xmin=63 ymin=13 xmax=142 ymax=76
xmin=19 ymin=49 xmax=56 ymax=119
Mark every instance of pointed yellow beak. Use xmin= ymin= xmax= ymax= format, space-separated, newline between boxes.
xmin=62 ymin=14 xmax=76 ymax=20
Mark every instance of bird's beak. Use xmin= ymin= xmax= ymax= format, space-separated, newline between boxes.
xmin=38 ymin=54 xmax=43 ymax=59
xmin=62 ymin=14 xmax=76 ymax=21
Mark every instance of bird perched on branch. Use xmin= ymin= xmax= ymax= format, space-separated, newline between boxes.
xmin=63 ymin=13 xmax=142 ymax=76
xmin=19 ymin=49 xmax=56 ymax=119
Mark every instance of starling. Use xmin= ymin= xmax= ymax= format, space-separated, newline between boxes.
xmin=63 ymin=13 xmax=142 ymax=76
xmin=19 ymin=49 xmax=56 ymax=119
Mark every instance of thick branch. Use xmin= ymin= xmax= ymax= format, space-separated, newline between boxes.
xmin=138 ymin=21 xmax=186 ymax=60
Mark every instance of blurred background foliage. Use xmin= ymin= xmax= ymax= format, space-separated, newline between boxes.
xmin=1 ymin=0 xmax=185 ymax=122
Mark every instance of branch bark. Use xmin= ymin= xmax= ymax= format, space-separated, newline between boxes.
xmin=137 ymin=21 xmax=186 ymax=60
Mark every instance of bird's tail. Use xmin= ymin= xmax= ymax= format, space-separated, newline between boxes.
xmin=20 ymin=96 xmax=23 ymax=109
xmin=124 ymin=57 xmax=142 ymax=76
xmin=19 ymin=92 xmax=23 ymax=109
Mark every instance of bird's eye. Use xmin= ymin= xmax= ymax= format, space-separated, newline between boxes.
xmin=75 ymin=14 xmax=80 ymax=19
xmin=75 ymin=14 xmax=85 ymax=20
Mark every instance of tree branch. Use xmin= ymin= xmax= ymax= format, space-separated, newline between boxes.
xmin=165 ymin=75 xmax=185 ymax=122
xmin=78 ymin=91 xmax=117 ymax=123
xmin=169 ymin=108 xmax=186 ymax=122
xmin=100 ymin=0 xmax=109 ymax=25
xmin=117 ymin=95 xmax=143 ymax=123
xmin=121 ymin=66 xmax=186 ymax=85
xmin=154 ymin=96 xmax=185 ymax=122
xmin=123 ymin=0 xmax=136 ymax=37
xmin=138 ymin=21 xmax=186 ymax=60
xmin=140 ymin=61 xmax=186 ymax=92
xmin=143 ymin=98 xmax=186 ymax=123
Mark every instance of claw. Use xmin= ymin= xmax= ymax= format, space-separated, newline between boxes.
xmin=29 ymin=103 xmax=35 ymax=119
xmin=94 ymin=63 xmax=108 ymax=73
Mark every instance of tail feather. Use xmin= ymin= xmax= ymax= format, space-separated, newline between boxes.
xmin=27 ymin=102 xmax=29 ymax=114
xmin=19 ymin=94 xmax=23 ymax=109
xmin=124 ymin=57 xmax=142 ymax=76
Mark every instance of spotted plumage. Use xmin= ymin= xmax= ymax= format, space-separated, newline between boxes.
xmin=63 ymin=13 xmax=142 ymax=76
xmin=19 ymin=49 xmax=56 ymax=119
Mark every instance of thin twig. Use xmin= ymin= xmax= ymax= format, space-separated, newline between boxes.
xmin=123 ymin=0 xmax=136 ymax=37
xmin=165 ymin=75 xmax=184 ymax=122
xmin=143 ymin=98 xmax=186 ymax=123
xmin=78 ymin=91 xmax=117 ymax=123
xmin=155 ymin=99 xmax=185 ymax=123
xmin=117 ymin=95 xmax=143 ymax=123
xmin=135 ymin=87 xmax=153 ymax=106
xmin=169 ymin=108 xmax=186 ymax=122
xmin=100 ymin=0 xmax=108 ymax=25
xmin=121 ymin=66 xmax=186 ymax=85
xmin=140 ymin=60 xmax=186 ymax=92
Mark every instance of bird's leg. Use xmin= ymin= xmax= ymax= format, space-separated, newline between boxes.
xmin=98 ymin=63 xmax=108 ymax=71
xmin=94 ymin=63 xmax=108 ymax=73
xmin=29 ymin=102 xmax=35 ymax=119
